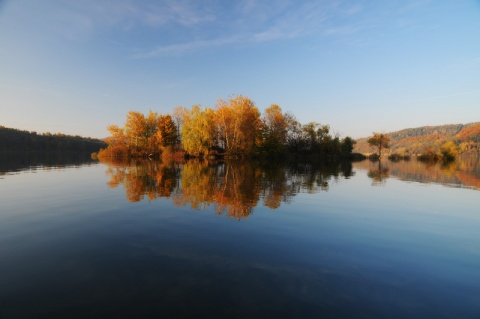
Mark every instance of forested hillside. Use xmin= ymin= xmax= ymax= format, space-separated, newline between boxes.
xmin=354 ymin=122 xmax=480 ymax=155
xmin=0 ymin=126 xmax=106 ymax=153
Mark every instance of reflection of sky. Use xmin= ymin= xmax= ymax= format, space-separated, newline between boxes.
xmin=0 ymin=163 xmax=479 ymax=317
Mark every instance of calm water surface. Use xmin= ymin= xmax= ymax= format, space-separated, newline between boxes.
xmin=0 ymin=156 xmax=479 ymax=318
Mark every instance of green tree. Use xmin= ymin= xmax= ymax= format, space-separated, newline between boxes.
xmin=261 ymin=104 xmax=288 ymax=154
xmin=341 ymin=136 xmax=356 ymax=156
xmin=284 ymin=112 xmax=305 ymax=153
xmin=303 ymin=122 xmax=320 ymax=151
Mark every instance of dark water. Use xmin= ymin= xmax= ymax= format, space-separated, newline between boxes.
xmin=0 ymin=156 xmax=479 ymax=318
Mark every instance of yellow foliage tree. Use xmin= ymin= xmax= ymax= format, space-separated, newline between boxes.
xmin=441 ymin=141 xmax=459 ymax=161
xmin=181 ymin=105 xmax=216 ymax=157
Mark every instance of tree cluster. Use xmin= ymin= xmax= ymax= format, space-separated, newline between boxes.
xmin=99 ymin=111 xmax=179 ymax=158
xmin=99 ymin=95 xmax=356 ymax=160
xmin=418 ymin=141 xmax=459 ymax=162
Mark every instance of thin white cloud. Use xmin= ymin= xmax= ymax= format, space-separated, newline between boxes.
xmin=135 ymin=0 xmax=337 ymax=57
xmin=133 ymin=36 xmax=243 ymax=58
xmin=42 ymin=0 xmax=417 ymax=58
xmin=42 ymin=0 xmax=217 ymax=39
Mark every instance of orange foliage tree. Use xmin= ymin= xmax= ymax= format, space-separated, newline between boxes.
xmin=99 ymin=111 xmax=179 ymax=158
xmin=367 ymin=133 xmax=390 ymax=158
xmin=215 ymin=95 xmax=261 ymax=157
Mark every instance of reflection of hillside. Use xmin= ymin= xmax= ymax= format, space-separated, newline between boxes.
xmin=0 ymin=152 xmax=96 ymax=175
xmin=353 ymin=156 xmax=480 ymax=190
xmin=100 ymin=159 xmax=354 ymax=219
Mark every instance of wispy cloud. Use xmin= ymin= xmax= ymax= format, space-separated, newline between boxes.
xmin=135 ymin=0 xmax=358 ymax=58
xmin=45 ymin=0 xmax=217 ymax=39
xmin=133 ymin=36 xmax=243 ymax=58
xmin=46 ymin=0 xmax=406 ymax=57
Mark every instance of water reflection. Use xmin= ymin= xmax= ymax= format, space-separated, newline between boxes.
xmin=356 ymin=155 xmax=480 ymax=190
xmin=102 ymin=159 xmax=354 ymax=219
xmin=105 ymin=159 xmax=180 ymax=202
xmin=367 ymin=161 xmax=390 ymax=186
xmin=2 ymin=155 xmax=480 ymax=318
xmin=0 ymin=152 xmax=97 ymax=176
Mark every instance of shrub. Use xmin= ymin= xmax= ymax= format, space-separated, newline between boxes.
xmin=440 ymin=141 xmax=458 ymax=162
xmin=418 ymin=148 xmax=440 ymax=162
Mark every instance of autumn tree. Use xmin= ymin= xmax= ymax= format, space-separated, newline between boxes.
xmin=367 ymin=133 xmax=390 ymax=158
xmin=181 ymin=105 xmax=216 ymax=157
xmin=145 ymin=111 xmax=161 ymax=155
xmin=172 ymin=106 xmax=186 ymax=147
xmin=102 ymin=125 xmax=128 ymax=158
xmin=156 ymin=114 xmax=179 ymax=148
xmin=215 ymin=95 xmax=261 ymax=157
xmin=100 ymin=110 xmax=179 ymax=158
xmin=124 ymin=111 xmax=149 ymax=156
xmin=260 ymin=104 xmax=288 ymax=154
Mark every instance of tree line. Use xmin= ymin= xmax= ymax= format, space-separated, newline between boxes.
xmin=0 ymin=126 xmax=106 ymax=153
xmin=98 ymin=95 xmax=356 ymax=160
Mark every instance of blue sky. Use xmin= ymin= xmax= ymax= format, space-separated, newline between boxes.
xmin=1 ymin=0 xmax=479 ymax=139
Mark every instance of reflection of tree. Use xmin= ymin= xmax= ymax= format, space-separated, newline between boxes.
xmin=104 ymin=158 xmax=180 ymax=202
xmin=213 ymin=162 xmax=261 ymax=219
xmin=101 ymin=158 xmax=356 ymax=219
xmin=286 ymin=161 xmax=354 ymax=194
xmin=368 ymin=161 xmax=390 ymax=185
xmin=172 ymin=160 xmax=216 ymax=210
xmin=260 ymin=163 xmax=290 ymax=209
xmin=173 ymin=161 xmax=262 ymax=219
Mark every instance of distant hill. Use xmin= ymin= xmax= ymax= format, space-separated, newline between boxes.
xmin=0 ymin=126 xmax=106 ymax=153
xmin=354 ymin=122 xmax=480 ymax=155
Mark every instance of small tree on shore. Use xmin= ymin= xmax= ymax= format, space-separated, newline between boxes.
xmin=368 ymin=133 xmax=390 ymax=158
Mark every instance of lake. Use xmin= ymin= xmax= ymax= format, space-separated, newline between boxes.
xmin=1 ymin=155 xmax=479 ymax=318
